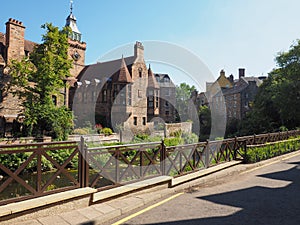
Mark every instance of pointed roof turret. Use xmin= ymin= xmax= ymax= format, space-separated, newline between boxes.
xmin=65 ymin=0 xmax=82 ymax=42
xmin=148 ymin=64 xmax=159 ymax=89
xmin=117 ymin=56 xmax=132 ymax=83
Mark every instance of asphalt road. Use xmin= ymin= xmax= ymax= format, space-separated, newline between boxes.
xmin=111 ymin=154 xmax=300 ymax=225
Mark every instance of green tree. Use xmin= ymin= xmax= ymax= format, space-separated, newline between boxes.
xmin=199 ymin=105 xmax=211 ymax=140
xmin=175 ymin=83 xmax=196 ymax=121
xmin=242 ymin=40 xmax=300 ymax=134
xmin=9 ymin=23 xmax=73 ymax=140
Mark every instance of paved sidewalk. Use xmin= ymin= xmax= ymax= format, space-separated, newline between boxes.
xmin=3 ymin=150 xmax=300 ymax=225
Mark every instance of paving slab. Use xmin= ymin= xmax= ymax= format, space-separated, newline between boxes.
xmin=77 ymin=207 xmax=101 ymax=220
xmin=37 ymin=215 xmax=70 ymax=225
xmin=59 ymin=210 xmax=89 ymax=225
xmin=107 ymin=196 xmax=144 ymax=214
xmin=14 ymin=219 xmax=42 ymax=225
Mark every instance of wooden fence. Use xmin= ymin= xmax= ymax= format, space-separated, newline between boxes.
xmin=0 ymin=130 xmax=299 ymax=205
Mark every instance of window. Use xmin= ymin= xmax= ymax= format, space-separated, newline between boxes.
xmin=164 ymin=89 xmax=170 ymax=96
xmin=134 ymin=117 xmax=137 ymax=126
xmin=92 ymin=91 xmax=97 ymax=102
xmin=127 ymin=84 xmax=132 ymax=105
xmin=156 ymin=75 xmax=160 ymax=82
xmin=138 ymin=68 xmax=142 ymax=78
xmin=164 ymin=76 xmax=170 ymax=83
xmin=149 ymin=89 xmax=154 ymax=96
xmin=165 ymin=101 xmax=169 ymax=107
xmin=166 ymin=111 xmax=169 ymax=116
xmin=102 ymin=90 xmax=107 ymax=102
xmin=138 ymin=90 xmax=142 ymax=98
xmin=143 ymin=117 xmax=146 ymax=126
xmin=148 ymin=101 xmax=153 ymax=107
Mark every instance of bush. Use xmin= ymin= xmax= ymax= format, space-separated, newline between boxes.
xmin=164 ymin=137 xmax=184 ymax=146
xmin=132 ymin=134 xmax=162 ymax=143
xmin=182 ymin=132 xmax=199 ymax=144
xmin=244 ymin=137 xmax=300 ymax=163
xmin=73 ymin=128 xmax=89 ymax=135
xmin=101 ymin=127 xmax=113 ymax=136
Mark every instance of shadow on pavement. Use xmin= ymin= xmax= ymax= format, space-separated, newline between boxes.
xmin=144 ymin=161 xmax=300 ymax=225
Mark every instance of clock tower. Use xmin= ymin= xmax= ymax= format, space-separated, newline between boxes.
xmin=65 ymin=1 xmax=86 ymax=79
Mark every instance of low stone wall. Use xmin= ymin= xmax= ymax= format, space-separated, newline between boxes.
xmin=165 ymin=122 xmax=192 ymax=137
xmin=68 ymin=133 xmax=120 ymax=144
xmin=0 ymin=136 xmax=52 ymax=145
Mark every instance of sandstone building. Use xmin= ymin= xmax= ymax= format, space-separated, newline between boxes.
xmin=0 ymin=6 xmax=176 ymax=137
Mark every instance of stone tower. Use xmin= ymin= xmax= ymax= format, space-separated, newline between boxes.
xmin=65 ymin=1 xmax=86 ymax=79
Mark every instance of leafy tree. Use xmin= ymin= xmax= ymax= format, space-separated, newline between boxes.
xmin=175 ymin=83 xmax=196 ymax=122
xmin=9 ymin=23 xmax=73 ymax=140
xmin=242 ymin=40 xmax=300 ymax=134
xmin=199 ymin=105 xmax=211 ymax=140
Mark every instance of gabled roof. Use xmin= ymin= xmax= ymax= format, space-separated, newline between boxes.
xmin=148 ymin=65 xmax=159 ymax=89
xmin=115 ymin=56 xmax=132 ymax=83
xmin=77 ymin=56 xmax=135 ymax=83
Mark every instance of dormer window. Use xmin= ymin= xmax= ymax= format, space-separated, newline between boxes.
xmin=163 ymin=76 xmax=170 ymax=83
xmin=155 ymin=75 xmax=160 ymax=82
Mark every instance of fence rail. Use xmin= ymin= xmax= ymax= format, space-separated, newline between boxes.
xmin=0 ymin=130 xmax=299 ymax=205
xmin=0 ymin=141 xmax=82 ymax=205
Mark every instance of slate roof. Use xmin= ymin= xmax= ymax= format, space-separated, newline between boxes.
xmin=154 ymin=73 xmax=175 ymax=88
xmin=77 ymin=56 xmax=135 ymax=83
xmin=214 ymin=76 xmax=262 ymax=97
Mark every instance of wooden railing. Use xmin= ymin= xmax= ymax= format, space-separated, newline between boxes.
xmin=0 ymin=130 xmax=299 ymax=204
xmin=0 ymin=141 xmax=82 ymax=205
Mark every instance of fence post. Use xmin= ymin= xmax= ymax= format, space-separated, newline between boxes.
xmin=140 ymin=148 xmax=144 ymax=179
xmin=233 ymin=137 xmax=238 ymax=160
xmin=160 ymin=140 xmax=166 ymax=175
xmin=243 ymin=140 xmax=248 ymax=163
xmin=205 ymin=140 xmax=210 ymax=168
xmin=79 ymin=136 xmax=89 ymax=188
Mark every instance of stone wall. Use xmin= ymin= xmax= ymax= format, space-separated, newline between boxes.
xmin=165 ymin=122 xmax=192 ymax=137
xmin=68 ymin=133 xmax=120 ymax=144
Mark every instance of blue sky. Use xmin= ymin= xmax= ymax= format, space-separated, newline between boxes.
xmin=1 ymin=0 xmax=300 ymax=90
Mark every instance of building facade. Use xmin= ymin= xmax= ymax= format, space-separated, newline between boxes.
xmin=0 ymin=7 xmax=176 ymax=137
xmin=208 ymin=68 xmax=263 ymax=121
xmin=70 ymin=42 xmax=176 ymax=136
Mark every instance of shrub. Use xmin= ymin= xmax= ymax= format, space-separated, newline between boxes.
xmin=73 ymin=128 xmax=89 ymax=135
xmin=164 ymin=137 xmax=184 ymax=146
xmin=169 ymin=129 xmax=183 ymax=138
xmin=101 ymin=127 xmax=113 ymax=136
xmin=244 ymin=137 xmax=300 ymax=163
xmin=182 ymin=132 xmax=199 ymax=144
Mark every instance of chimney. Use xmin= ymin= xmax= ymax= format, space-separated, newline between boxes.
xmin=220 ymin=69 xmax=225 ymax=77
xmin=229 ymin=74 xmax=234 ymax=83
xmin=134 ymin=41 xmax=144 ymax=60
xmin=239 ymin=68 xmax=245 ymax=79
xmin=6 ymin=18 xmax=25 ymax=63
